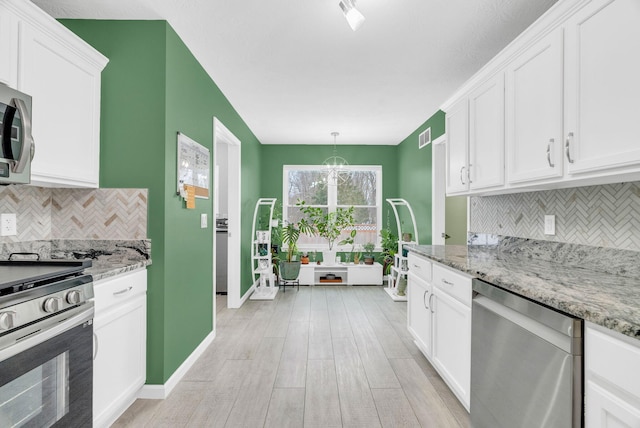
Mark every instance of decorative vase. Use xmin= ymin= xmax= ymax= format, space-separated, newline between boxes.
xmin=301 ymin=255 xmax=309 ymax=264
xmin=323 ymin=250 xmax=336 ymax=266
xmin=364 ymin=256 xmax=374 ymax=265
xmin=280 ymin=261 xmax=301 ymax=280
xmin=353 ymin=254 xmax=360 ymax=264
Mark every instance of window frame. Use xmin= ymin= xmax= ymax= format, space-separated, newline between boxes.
xmin=282 ymin=164 xmax=383 ymax=251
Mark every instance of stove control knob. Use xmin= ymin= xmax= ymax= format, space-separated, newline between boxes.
xmin=42 ymin=297 xmax=62 ymax=313
xmin=66 ymin=290 xmax=82 ymax=305
xmin=0 ymin=311 xmax=17 ymax=331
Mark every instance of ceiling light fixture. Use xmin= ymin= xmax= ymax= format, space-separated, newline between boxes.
xmin=323 ymin=132 xmax=349 ymax=183
xmin=339 ymin=0 xmax=365 ymax=31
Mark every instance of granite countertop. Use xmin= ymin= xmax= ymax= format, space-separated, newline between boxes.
xmin=405 ymin=238 xmax=640 ymax=340
xmin=0 ymin=239 xmax=152 ymax=282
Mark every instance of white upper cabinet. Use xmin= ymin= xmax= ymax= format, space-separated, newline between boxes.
xmin=445 ymin=98 xmax=469 ymax=194
xmin=468 ymin=73 xmax=505 ymax=191
xmin=443 ymin=0 xmax=640 ymax=195
xmin=506 ymin=28 xmax=564 ymax=184
xmin=0 ymin=9 xmax=17 ymax=87
xmin=0 ymin=0 xmax=108 ymax=188
xmin=564 ymin=0 xmax=640 ymax=175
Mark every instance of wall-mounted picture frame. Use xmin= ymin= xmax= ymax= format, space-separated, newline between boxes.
xmin=177 ymin=132 xmax=210 ymax=199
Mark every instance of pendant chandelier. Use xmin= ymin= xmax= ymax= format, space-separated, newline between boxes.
xmin=323 ymin=131 xmax=349 ymax=183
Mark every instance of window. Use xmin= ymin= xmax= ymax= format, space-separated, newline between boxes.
xmin=283 ymin=165 xmax=382 ymax=250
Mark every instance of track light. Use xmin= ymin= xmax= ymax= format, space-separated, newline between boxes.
xmin=339 ymin=0 xmax=365 ymax=31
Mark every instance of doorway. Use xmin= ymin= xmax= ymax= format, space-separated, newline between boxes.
xmin=432 ymin=137 xmax=468 ymax=245
xmin=213 ymin=118 xmax=242 ymax=313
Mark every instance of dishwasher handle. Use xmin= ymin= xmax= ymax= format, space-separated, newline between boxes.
xmin=473 ymin=295 xmax=578 ymax=354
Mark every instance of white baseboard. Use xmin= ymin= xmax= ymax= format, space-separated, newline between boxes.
xmin=138 ymin=330 xmax=216 ymax=400
xmin=238 ymin=283 xmax=256 ymax=307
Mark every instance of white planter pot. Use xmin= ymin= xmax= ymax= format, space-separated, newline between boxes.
xmin=323 ymin=250 xmax=336 ymax=266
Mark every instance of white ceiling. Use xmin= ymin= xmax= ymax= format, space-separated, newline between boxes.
xmin=32 ymin=0 xmax=557 ymax=145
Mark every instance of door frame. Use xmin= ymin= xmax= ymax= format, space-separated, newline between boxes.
xmin=213 ymin=118 xmax=242 ymax=312
xmin=432 ymin=135 xmax=447 ymax=245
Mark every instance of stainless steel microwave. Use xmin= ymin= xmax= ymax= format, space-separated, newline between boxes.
xmin=0 ymin=83 xmax=35 ymax=185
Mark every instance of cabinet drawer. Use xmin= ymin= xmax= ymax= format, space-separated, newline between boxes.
xmin=407 ymin=253 xmax=432 ymax=282
xmin=586 ymin=323 xmax=640 ymax=399
xmin=94 ymin=269 xmax=147 ymax=314
xmin=432 ymin=264 xmax=472 ymax=307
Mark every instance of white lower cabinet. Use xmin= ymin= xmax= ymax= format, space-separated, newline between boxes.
xmin=93 ymin=269 xmax=147 ymax=428
xmin=585 ymin=322 xmax=640 ymax=428
xmin=406 ymin=253 xmax=471 ymax=411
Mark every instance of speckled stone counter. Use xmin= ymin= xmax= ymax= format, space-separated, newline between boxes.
xmin=0 ymin=239 xmax=151 ymax=281
xmin=405 ymin=236 xmax=640 ymax=340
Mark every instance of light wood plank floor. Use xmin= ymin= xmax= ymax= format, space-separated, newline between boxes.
xmin=113 ymin=286 xmax=470 ymax=428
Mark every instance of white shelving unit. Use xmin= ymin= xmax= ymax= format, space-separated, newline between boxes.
xmin=385 ymin=198 xmax=419 ymax=302
xmin=249 ymin=198 xmax=278 ymax=301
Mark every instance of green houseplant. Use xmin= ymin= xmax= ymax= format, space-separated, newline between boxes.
xmin=278 ymin=217 xmax=315 ymax=281
xmin=379 ymin=227 xmax=398 ymax=275
xmin=298 ymin=200 xmax=355 ymax=266
xmin=363 ymin=242 xmax=375 ymax=265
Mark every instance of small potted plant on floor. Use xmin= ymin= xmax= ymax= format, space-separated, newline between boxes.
xmin=279 ymin=217 xmax=314 ymax=281
xmin=363 ymin=242 xmax=375 ymax=265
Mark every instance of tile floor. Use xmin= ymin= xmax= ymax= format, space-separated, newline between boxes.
xmin=113 ymin=285 xmax=470 ymax=427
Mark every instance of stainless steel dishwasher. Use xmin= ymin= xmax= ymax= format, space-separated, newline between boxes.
xmin=471 ymin=278 xmax=583 ymax=428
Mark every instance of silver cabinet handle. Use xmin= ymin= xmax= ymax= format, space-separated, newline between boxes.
xmin=547 ymin=138 xmax=555 ymax=167
xmin=93 ymin=332 xmax=99 ymax=361
xmin=460 ymin=166 xmax=466 ymax=185
xmin=442 ymin=279 xmax=454 ymax=286
xmin=467 ymin=164 xmax=473 ymax=184
xmin=429 ymin=293 xmax=435 ymax=314
xmin=423 ymin=290 xmax=428 ymax=309
xmin=113 ymin=286 xmax=133 ymax=296
xmin=565 ymin=132 xmax=574 ymax=164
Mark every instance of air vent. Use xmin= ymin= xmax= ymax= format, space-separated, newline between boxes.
xmin=419 ymin=127 xmax=431 ymax=149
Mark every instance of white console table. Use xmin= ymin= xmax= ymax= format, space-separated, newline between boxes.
xmin=299 ymin=262 xmax=382 ymax=286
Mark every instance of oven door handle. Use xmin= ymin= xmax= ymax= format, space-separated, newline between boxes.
xmin=0 ymin=303 xmax=94 ymax=363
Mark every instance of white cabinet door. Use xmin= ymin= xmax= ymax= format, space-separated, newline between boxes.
xmin=18 ymin=22 xmax=104 ymax=187
xmin=506 ymin=28 xmax=564 ymax=184
xmin=468 ymin=73 xmax=505 ymax=191
xmin=0 ymin=7 xmax=18 ymax=87
xmin=445 ymin=98 xmax=469 ymax=194
xmin=407 ymin=272 xmax=432 ymax=358
xmin=93 ymin=270 xmax=147 ymax=428
xmin=586 ymin=381 xmax=640 ymax=428
xmin=432 ymin=287 xmax=471 ymax=409
xmin=564 ymin=0 xmax=640 ymax=175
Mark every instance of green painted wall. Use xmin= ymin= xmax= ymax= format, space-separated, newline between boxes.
xmin=396 ymin=111 xmax=446 ymax=244
xmin=61 ymin=20 xmax=262 ymax=383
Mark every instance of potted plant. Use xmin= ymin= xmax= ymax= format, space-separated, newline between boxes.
xmin=379 ymin=227 xmax=398 ymax=277
xmin=353 ymin=245 xmax=362 ymax=264
xmin=279 ymin=218 xmax=314 ymax=281
xmin=363 ymin=242 xmax=375 ymax=265
xmin=300 ymin=252 xmax=310 ymax=264
xmin=338 ymin=229 xmax=357 ymax=264
xmin=298 ymin=200 xmax=355 ymax=266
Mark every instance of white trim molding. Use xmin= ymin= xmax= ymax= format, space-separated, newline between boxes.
xmin=138 ymin=331 xmax=216 ymax=400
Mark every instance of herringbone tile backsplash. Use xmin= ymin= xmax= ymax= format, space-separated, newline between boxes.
xmin=0 ymin=185 xmax=147 ymax=243
xmin=470 ymin=182 xmax=640 ymax=251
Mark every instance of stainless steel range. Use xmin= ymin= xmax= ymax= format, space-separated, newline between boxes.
xmin=0 ymin=257 xmax=94 ymax=427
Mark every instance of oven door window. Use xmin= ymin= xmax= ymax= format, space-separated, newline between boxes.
xmin=0 ymin=321 xmax=93 ymax=428
xmin=0 ymin=352 xmax=68 ymax=427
